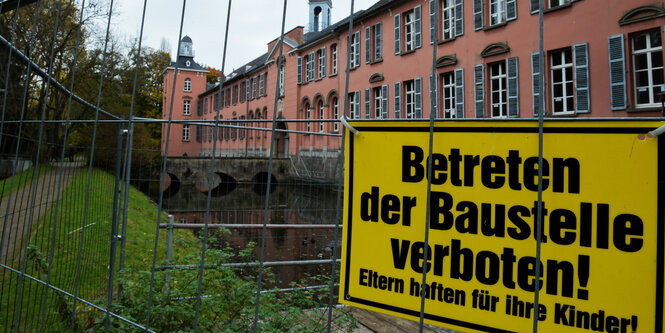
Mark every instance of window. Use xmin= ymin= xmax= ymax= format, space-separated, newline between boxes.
xmin=475 ymin=57 xmax=519 ymax=118
xmin=473 ymin=0 xmax=516 ymax=30
xmin=374 ymin=87 xmax=383 ymax=118
xmin=233 ymin=84 xmax=238 ymax=105
xmin=432 ymin=0 xmax=463 ymax=43
xmin=331 ymin=44 xmax=338 ymax=74
xmin=240 ymin=82 xmax=246 ymax=102
xmin=393 ymin=79 xmax=421 ymax=118
xmin=395 ymin=6 xmax=422 ymax=54
xmin=531 ymin=0 xmax=573 ymax=13
xmin=348 ymin=91 xmax=360 ymax=119
xmin=365 ymin=23 xmax=382 ymax=64
xmin=550 ymin=49 xmax=574 ymax=114
xmin=440 ymin=71 xmax=462 ymax=118
xmin=317 ymin=48 xmax=326 ymax=78
xmin=332 ymin=97 xmax=339 ymax=132
xmin=632 ymin=29 xmax=664 ymax=107
xmin=318 ymin=101 xmax=325 ymax=132
xmin=182 ymin=124 xmax=190 ymax=141
xmin=184 ymin=78 xmax=191 ymax=92
xmin=405 ymin=80 xmax=416 ymax=118
xmin=245 ymin=79 xmax=251 ymax=100
xmin=279 ymin=61 xmax=285 ymax=96
xmin=350 ymin=32 xmax=361 ymax=68
xmin=226 ymin=87 xmax=231 ymax=106
xmin=305 ymin=103 xmax=311 ymax=132
xmin=306 ymin=52 xmax=315 ymax=81
xmin=183 ymin=100 xmax=191 ymax=115
xmin=549 ymin=0 xmax=569 ymax=8
xmin=231 ymin=118 xmax=237 ymax=140
xmin=442 ymin=0 xmax=456 ymax=40
xmin=259 ymin=73 xmax=265 ymax=96
xmin=252 ymin=77 xmax=257 ymax=99
xmin=367 ymin=85 xmax=389 ymax=119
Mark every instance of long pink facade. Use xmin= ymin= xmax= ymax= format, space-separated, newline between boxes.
xmin=163 ymin=0 xmax=665 ymax=157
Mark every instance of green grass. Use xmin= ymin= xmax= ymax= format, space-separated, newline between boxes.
xmin=0 ymin=167 xmax=200 ymax=332
xmin=0 ymin=165 xmax=52 ymax=199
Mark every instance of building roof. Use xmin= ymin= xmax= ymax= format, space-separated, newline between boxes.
xmin=181 ymin=35 xmax=192 ymax=43
xmin=200 ymin=52 xmax=269 ymax=96
xmin=169 ymin=55 xmax=207 ymax=72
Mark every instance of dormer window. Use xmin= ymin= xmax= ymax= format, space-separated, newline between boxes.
xmin=186 ymin=60 xmax=191 ymax=67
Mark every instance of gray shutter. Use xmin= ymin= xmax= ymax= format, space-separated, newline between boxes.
xmin=455 ymin=68 xmax=465 ymax=118
xmin=506 ymin=0 xmax=517 ymax=21
xmin=394 ymin=82 xmax=401 ymax=118
xmin=354 ymin=90 xmax=361 ymax=118
xmin=473 ymin=0 xmax=483 ymax=31
xmin=394 ymin=14 xmax=401 ymax=54
xmin=531 ymin=52 xmax=542 ymax=116
xmin=297 ymin=56 xmax=302 ymax=84
xmin=608 ymin=35 xmax=627 ymax=110
xmin=507 ymin=57 xmax=519 ymax=118
xmin=322 ymin=46 xmax=327 ymax=76
xmin=375 ymin=23 xmax=382 ymax=60
xmin=530 ymin=0 xmax=540 ymax=14
xmin=574 ymin=42 xmax=590 ymax=113
xmin=430 ymin=0 xmax=436 ymax=44
xmin=354 ymin=32 xmax=361 ymax=67
xmin=382 ymin=84 xmax=389 ymax=119
xmin=259 ymin=73 xmax=264 ymax=96
xmin=415 ymin=77 xmax=422 ymax=118
xmin=263 ymin=72 xmax=268 ymax=95
xmin=309 ymin=51 xmax=316 ymax=81
xmin=365 ymin=88 xmax=371 ymax=118
xmin=196 ymin=125 xmax=201 ymax=142
xmin=474 ymin=64 xmax=485 ymax=118
xmin=197 ymin=100 xmax=201 ymax=116
xmin=430 ymin=74 xmax=437 ymax=117
xmin=245 ymin=79 xmax=250 ymax=100
xmin=366 ymin=27 xmax=372 ymax=63
xmin=415 ymin=5 xmax=422 ymax=49
xmin=455 ymin=0 xmax=464 ymax=37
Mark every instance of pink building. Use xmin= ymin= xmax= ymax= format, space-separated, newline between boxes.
xmin=163 ymin=0 xmax=665 ymax=157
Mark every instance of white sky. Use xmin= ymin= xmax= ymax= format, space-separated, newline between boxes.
xmin=113 ymin=0 xmax=378 ymax=73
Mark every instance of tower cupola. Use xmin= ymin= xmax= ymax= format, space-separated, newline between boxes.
xmin=178 ymin=35 xmax=194 ymax=59
xmin=309 ymin=0 xmax=332 ymax=32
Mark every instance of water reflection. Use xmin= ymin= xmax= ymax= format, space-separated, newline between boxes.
xmin=164 ymin=182 xmax=342 ymax=288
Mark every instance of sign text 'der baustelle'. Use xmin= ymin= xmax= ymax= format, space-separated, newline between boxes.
xmin=339 ymin=121 xmax=664 ymax=333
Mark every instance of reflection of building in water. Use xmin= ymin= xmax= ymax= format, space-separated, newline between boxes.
xmin=162 ymin=0 xmax=665 ymax=158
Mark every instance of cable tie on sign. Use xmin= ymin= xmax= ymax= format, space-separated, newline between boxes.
xmin=340 ymin=116 xmax=359 ymax=135
xmin=648 ymin=123 xmax=665 ymax=138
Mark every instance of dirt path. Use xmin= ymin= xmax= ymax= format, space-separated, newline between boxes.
xmin=0 ymin=159 xmax=83 ymax=267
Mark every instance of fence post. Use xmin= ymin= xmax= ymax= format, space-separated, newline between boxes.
xmin=165 ymin=214 xmax=174 ymax=293
xmin=105 ymin=121 xmax=125 ymax=329
xmin=118 ymin=120 xmax=133 ymax=297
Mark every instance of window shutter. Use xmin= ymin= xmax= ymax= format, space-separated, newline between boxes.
xmin=245 ymin=79 xmax=250 ymax=100
xmin=455 ymin=68 xmax=465 ymax=118
xmin=309 ymin=51 xmax=316 ymax=80
xmin=573 ymin=42 xmax=590 ymax=113
xmin=382 ymin=85 xmax=389 ymax=119
xmin=608 ymin=35 xmax=627 ymax=111
xmin=430 ymin=0 xmax=436 ymax=44
xmin=366 ymin=26 xmax=372 ymax=64
xmin=259 ymin=73 xmax=265 ymax=96
xmin=196 ymin=125 xmax=201 ymax=142
xmin=474 ymin=64 xmax=485 ymax=118
xmin=354 ymin=90 xmax=361 ymax=119
xmin=297 ymin=56 xmax=302 ymax=84
xmin=455 ymin=0 xmax=464 ymax=37
xmin=507 ymin=57 xmax=519 ymax=118
xmin=430 ymin=74 xmax=437 ymax=117
xmin=394 ymin=82 xmax=402 ymax=118
xmin=531 ymin=52 xmax=542 ymax=116
xmin=365 ymin=88 xmax=371 ymax=118
xmin=322 ymin=46 xmax=327 ymax=76
xmin=263 ymin=72 xmax=268 ymax=95
xmin=415 ymin=77 xmax=422 ymax=118
xmin=415 ymin=5 xmax=422 ymax=49
xmin=394 ymin=14 xmax=401 ymax=54
xmin=197 ymin=100 xmax=201 ymax=116
xmin=506 ymin=0 xmax=517 ymax=21
xmin=473 ymin=0 xmax=483 ymax=31
xmin=375 ymin=23 xmax=382 ymax=60
xmin=354 ymin=32 xmax=361 ymax=67
xmin=530 ymin=0 xmax=540 ymax=14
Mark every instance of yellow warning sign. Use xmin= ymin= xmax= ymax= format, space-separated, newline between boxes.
xmin=339 ymin=121 xmax=664 ymax=333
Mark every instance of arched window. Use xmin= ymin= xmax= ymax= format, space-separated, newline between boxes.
xmin=305 ymin=103 xmax=311 ymax=132
xmin=332 ymin=97 xmax=339 ymax=132
xmin=184 ymin=78 xmax=191 ymax=92
xmin=318 ymin=100 xmax=324 ymax=132
xmin=240 ymin=115 xmax=246 ymax=140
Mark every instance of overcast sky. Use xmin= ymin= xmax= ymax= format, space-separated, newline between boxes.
xmin=113 ymin=0 xmax=378 ymax=73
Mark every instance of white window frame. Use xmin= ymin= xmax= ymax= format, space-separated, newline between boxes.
xmin=404 ymin=11 xmax=416 ymax=52
xmin=441 ymin=72 xmax=456 ymax=118
xmin=373 ymin=87 xmax=383 ymax=119
xmin=548 ymin=0 xmax=570 ymax=8
xmin=489 ymin=0 xmax=506 ymax=26
xmin=319 ymin=101 xmax=325 ymax=132
xmin=183 ymin=100 xmax=191 ymax=116
xmin=182 ymin=124 xmax=190 ymax=141
xmin=348 ymin=93 xmax=357 ymax=119
xmin=490 ymin=61 xmax=508 ymax=118
xmin=404 ymin=80 xmax=416 ymax=118
xmin=318 ymin=49 xmax=325 ymax=78
xmin=184 ymin=78 xmax=191 ymax=92
xmin=632 ymin=29 xmax=664 ymax=108
xmin=442 ymin=0 xmax=456 ymax=41
xmin=331 ymin=44 xmax=338 ymax=74
xmin=306 ymin=104 xmax=311 ymax=132
xmin=350 ymin=34 xmax=359 ymax=68
xmin=332 ymin=97 xmax=339 ymax=132
xmin=307 ymin=53 xmax=315 ymax=81
xmin=550 ymin=48 xmax=575 ymax=114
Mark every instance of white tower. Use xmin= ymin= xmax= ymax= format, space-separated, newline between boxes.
xmin=178 ymin=35 xmax=194 ymax=59
xmin=309 ymin=0 xmax=332 ymax=32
